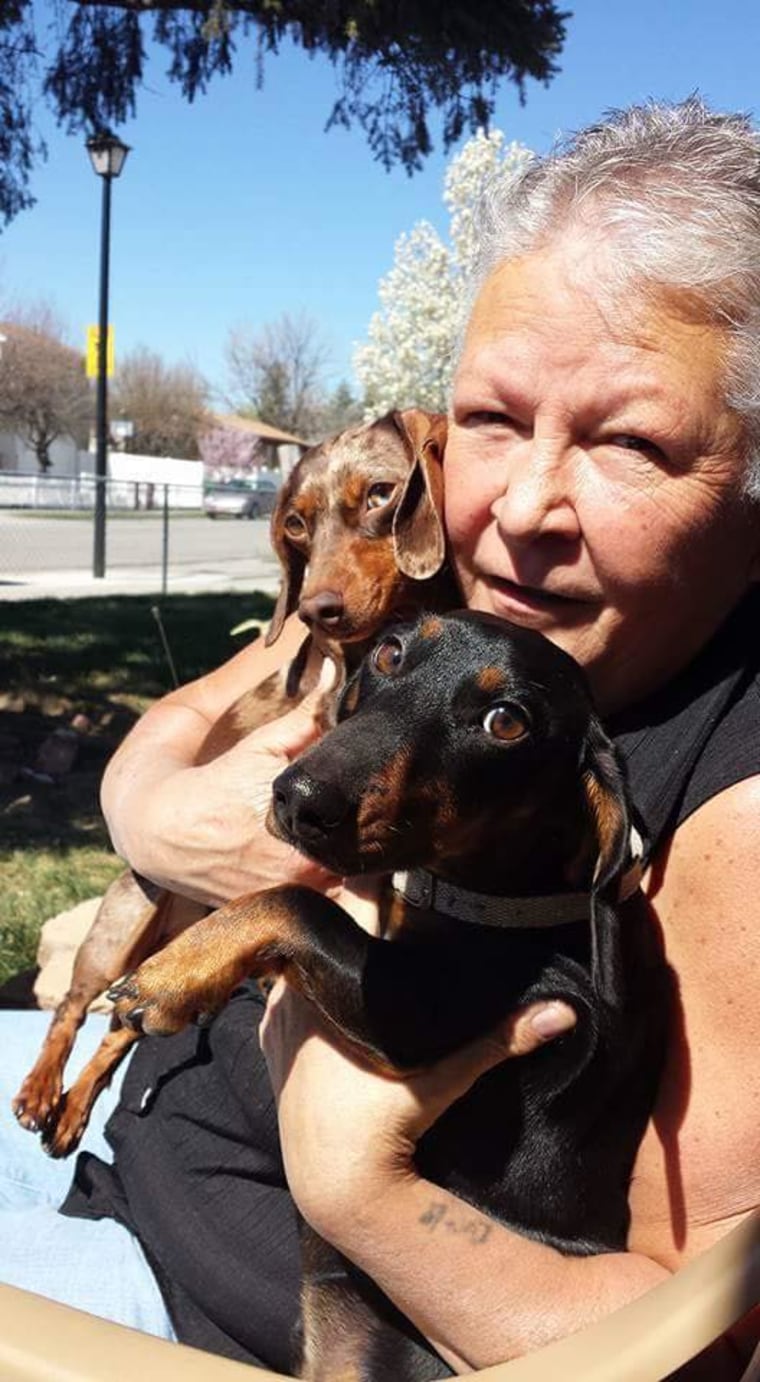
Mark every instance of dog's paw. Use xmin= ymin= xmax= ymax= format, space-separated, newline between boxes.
xmin=108 ymin=966 xmax=217 ymax=1037
xmin=12 ymin=1069 xmax=63 ymax=1135
xmin=40 ymin=1092 xmax=91 ymax=1160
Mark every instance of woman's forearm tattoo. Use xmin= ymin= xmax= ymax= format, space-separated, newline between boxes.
xmin=418 ymin=1199 xmax=492 ymax=1245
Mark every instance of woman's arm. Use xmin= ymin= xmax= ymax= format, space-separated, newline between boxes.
xmin=100 ymin=614 xmax=337 ymax=905
xmin=628 ymin=776 xmax=760 ymax=1268
xmin=261 ymin=777 xmax=760 ymax=1373
xmin=261 ymin=988 xmax=667 ymax=1372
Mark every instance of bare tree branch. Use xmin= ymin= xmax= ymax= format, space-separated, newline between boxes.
xmin=0 ymin=314 xmax=91 ymax=471
xmin=224 ymin=312 xmax=332 ymax=439
xmin=112 ymin=345 xmax=210 ymax=458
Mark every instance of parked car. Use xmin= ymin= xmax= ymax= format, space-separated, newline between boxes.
xmin=203 ymin=473 xmax=281 ymax=520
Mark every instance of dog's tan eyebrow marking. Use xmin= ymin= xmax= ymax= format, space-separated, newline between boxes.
xmin=320 ymin=457 xmax=363 ymax=516
xmin=477 ymin=666 xmax=507 ymax=693
xmin=340 ymin=469 xmax=368 ymax=512
xmin=419 ymin=617 xmax=443 ymax=639
xmin=291 ymin=480 xmax=324 ymax=525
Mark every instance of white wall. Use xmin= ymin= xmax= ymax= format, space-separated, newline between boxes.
xmin=0 ymin=431 xmax=82 ymax=475
xmin=0 ymin=447 xmax=204 ymax=509
xmin=106 ymin=451 xmax=203 ymax=506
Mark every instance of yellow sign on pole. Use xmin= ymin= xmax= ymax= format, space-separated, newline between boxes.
xmin=86 ymin=325 xmax=115 ymax=378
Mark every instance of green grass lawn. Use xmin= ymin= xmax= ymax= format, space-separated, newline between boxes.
xmin=0 ymin=591 xmax=274 ymax=989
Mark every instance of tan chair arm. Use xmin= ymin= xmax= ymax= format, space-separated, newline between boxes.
xmin=0 ymin=1283 xmax=283 ymax=1381
xmin=479 ymin=1212 xmax=760 ymax=1382
xmin=0 ymin=1212 xmax=756 ymax=1381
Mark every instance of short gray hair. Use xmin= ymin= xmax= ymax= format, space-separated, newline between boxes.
xmin=467 ymin=96 xmax=760 ymax=497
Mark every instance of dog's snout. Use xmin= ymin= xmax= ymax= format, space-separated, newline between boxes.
xmin=299 ymin=590 xmax=345 ymax=629
xmin=273 ymin=764 xmax=349 ymax=845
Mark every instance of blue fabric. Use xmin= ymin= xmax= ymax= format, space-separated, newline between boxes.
xmin=0 ymin=1010 xmax=176 ymax=1340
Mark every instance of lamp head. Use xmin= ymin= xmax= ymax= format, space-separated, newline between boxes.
xmin=86 ymin=132 xmax=130 ymax=180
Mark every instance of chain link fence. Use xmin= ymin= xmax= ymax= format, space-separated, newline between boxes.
xmin=0 ymin=473 xmax=281 ymax=598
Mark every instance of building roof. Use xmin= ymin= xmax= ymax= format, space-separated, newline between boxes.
xmin=207 ymin=413 xmax=309 ymax=447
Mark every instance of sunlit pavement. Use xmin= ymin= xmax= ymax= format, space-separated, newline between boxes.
xmin=0 ymin=559 xmax=281 ymax=601
xmin=0 ymin=512 xmax=282 ymax=601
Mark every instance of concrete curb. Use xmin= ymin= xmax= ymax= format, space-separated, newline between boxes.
xmin=1 ymin=565 xmax=281 ymax=601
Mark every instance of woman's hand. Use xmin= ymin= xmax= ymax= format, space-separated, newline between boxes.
xmin=105 ymin=671 xmax=341 ymax=906
xmin=260 ymin=980 xmax=576 ymax=1247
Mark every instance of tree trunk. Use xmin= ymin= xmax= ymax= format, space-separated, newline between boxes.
xmin=35 ymin=438 xmax=52 ymax=472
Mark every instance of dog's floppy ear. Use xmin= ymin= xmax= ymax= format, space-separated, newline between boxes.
xmin=390 ymin=410 xmax=447 ymax=580
xmin=581 ymin=716 xmax=632 ymax=1002
xmin=266 ymin=470 xmax=307 ymax=647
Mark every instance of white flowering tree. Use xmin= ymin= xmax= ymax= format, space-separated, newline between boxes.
xmin=354 ymin=130 xmax=533 ymax=416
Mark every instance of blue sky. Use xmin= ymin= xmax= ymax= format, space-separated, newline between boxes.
xmin=3 ymin=0 xmax=760 ymax=401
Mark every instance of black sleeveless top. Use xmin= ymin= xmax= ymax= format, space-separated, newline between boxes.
xmin=61 ymin=589 xmax=760 ymax=1373
xmin=610 ymin=588 xmax=760 ymax=864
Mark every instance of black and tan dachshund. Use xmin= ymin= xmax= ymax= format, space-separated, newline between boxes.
xmin=109 ymin=611 xmax=669 ymax=1382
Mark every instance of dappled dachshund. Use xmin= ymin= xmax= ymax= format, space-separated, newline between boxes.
xmin=13 ymin=410 xmax=455 ymax=1157
xmin=108 ymin=611 xmax=669 ymax=1382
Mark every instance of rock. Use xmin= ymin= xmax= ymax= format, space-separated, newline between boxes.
xmin=0 ymin=692 xmax=26 ymax=713
xmin=35 ymin=727 xmax=79 ymax=778
xmin=33 ymin=897 xmax=113 ymax=1013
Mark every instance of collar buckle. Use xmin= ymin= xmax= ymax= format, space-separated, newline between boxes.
xmin=391 ymin=869 xmax=433 ymax=909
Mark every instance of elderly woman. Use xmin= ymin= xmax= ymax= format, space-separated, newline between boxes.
xmin=1 ymin=97 xmax=758 ymax=1376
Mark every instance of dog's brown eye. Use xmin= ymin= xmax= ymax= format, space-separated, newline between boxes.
xmin=373 ymin=636 xmax=404 ymax=675
xmin=283 ymin=513 xmax=307 ymax=539
xmin=366 ymin=482 xmax=398 ymax=511
xmin=481 ymin=704 xmax=528 ymax=742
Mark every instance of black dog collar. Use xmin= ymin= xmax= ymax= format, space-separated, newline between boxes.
xmin=392 ymin=828 xmax=644 ymax=930
xmin=391 ymin=868 xmax=591 ymax=929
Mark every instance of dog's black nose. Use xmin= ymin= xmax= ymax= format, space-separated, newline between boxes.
xmin=272 ymin=763 xmax=349 ymax=845
xmin=298 ymin=590 xmax=344 ymax=629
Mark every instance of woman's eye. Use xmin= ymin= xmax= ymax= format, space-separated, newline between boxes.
xmin=366 ymin=482 xmax=398 ymax=511
xmin=283 ymin=513 xmax=307 ymax=538
xmin=609 ymin=434 xmax=665 ymax=461
xmin=481 ymin=704 xmax=529 ymax=742
xmin=373 ymin=636 xmax=405 ymax=675
xmin=464 ymin=410 xmax=515 ymax=429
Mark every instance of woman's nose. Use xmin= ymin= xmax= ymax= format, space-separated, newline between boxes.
xmin=491 ymin=442 xmax=580 ymax=545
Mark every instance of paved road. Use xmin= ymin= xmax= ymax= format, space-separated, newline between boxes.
xmin=0 ymin=512 xmax=281 ymax=600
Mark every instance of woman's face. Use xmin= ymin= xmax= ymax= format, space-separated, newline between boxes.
xmin=445 ymin=244 xmax=760 ymax=712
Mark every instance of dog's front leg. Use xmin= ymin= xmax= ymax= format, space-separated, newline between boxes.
xmin=13 ymin=869 xmax=168 ymax=1136
xmin=108 ymin=886 xmax=451 ymax=1074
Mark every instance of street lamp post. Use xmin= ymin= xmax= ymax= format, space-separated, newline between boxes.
xmin=86 ymin=131 xmax=130 ymax=579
